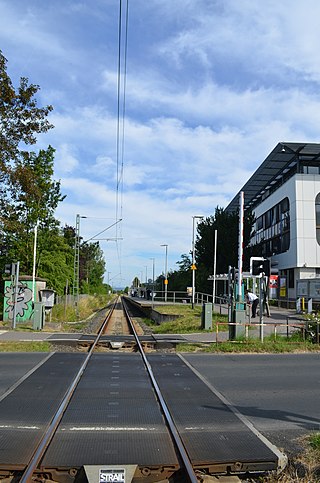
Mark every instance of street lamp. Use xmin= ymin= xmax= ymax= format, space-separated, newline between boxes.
xmin=213 ymin=229 xmax=217 ymax=306
xmin=160 ymin=244 xmax=168 ymax=302
xmin=32 ymin=220 xmax=39 ymax=303
xmin=150 ymin=257 xmax=155 ymax=308
xmin=192 ymin=216 xmax=203 ymax=308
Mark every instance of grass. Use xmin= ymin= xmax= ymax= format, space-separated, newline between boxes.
xmin=0 ymin=341 xmax=51 ymax=352
xmin=176 ymin=333 xmax=320 ymax=353
xmin=0 ymin=294 xmax=115 ymax=335
xmin=262 ymin=433 xmax=320 ymax=482
xmin=147 ymin=304 xmax=229 ymax=333
xmin=51 ymin=294 xmax=113 ymax=323
xmin=309 ymin=433 xmax=320 ymax=450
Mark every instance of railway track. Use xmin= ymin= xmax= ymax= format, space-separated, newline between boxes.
xmin=0 ymin=296 xmax=284 ymax=483
xmin=3 ymin=297 xmax=197 ymax=483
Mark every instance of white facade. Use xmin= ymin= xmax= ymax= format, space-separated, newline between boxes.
xmin=253 ymin=174 xmax=320 ymax=298
xmin=226 ymin=142 xmax=320 ymax=300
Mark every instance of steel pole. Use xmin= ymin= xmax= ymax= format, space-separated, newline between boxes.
xmin=161 ymin=244 xmax=168 ymax=302
xmin=238 ymin=191 xmax=244 ymax=304
xmin=32 ymin=222 xmax=38 ymax=303
xmin=213 ymin=229 xmax=217 ymax=306
xmin=192 ymin=216 xmax=203 ymax=308
xmin=192 ymin=216 xmax=196 ymax=308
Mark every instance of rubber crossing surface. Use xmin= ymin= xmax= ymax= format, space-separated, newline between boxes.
xmin=148 ymin=354 xmax=278 ymax=470
xmin=0 ymin=353 xmax=85 ymax=468
xmin=42 ymin=353 xmax=178 ymax=467
xmin=0 ymin=353 xmax=279 ymax=472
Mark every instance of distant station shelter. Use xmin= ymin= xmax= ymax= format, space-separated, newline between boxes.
xmin=226 ymin=142 xmax=320 ymax=301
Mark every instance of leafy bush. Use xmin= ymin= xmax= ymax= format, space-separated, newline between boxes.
xmin=305 ymin=313 xmax=320 ymax=343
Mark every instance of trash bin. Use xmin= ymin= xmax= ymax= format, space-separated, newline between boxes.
xmin=33 ymin=302 xmax=45 ymax=330
xmin=201 ymin=303 xmax=212 ymax=330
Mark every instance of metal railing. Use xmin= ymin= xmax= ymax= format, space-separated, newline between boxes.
xmin=214 ymin=319 xmax=320 ymax=344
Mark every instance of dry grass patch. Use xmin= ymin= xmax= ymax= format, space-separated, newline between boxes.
xmin=261 ymin=434 xmax=320 ymax=482
xmin=151 ymin=304 xmax=228 ymax=333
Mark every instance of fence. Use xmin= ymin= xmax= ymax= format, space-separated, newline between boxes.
xmin=214 ymin=318 xmax=320 ymax=344
xmin=55 ymin=294 xmax=90 ymax=306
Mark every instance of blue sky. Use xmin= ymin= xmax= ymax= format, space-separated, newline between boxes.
xmin=1 ymin=0 xmax=320 ymax=288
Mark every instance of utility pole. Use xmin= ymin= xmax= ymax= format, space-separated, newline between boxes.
xmin=192 ymin=216 xmax=203 ymax=308
xmin=161 ymin=244 xmax=168 ymax=302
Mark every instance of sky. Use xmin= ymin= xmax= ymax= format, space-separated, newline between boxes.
xmin=1 ymin=0 xmax=320 ymax=289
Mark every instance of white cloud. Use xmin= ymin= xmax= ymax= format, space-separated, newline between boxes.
xmin=55 ymin=144 xmax=80 ymax=173
xmin=3 ymin=0 xmax=320 ymax=287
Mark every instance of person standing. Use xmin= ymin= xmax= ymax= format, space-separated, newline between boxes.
xmin=245 ymin=290 xmax=259 ymax=318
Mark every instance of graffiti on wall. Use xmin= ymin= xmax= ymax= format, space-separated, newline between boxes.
xmin=4 ymin=281 xmax=33 ymax=320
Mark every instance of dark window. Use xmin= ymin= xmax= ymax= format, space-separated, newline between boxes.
xmin=281 ymin=197 xmax=289 ymax=214
xmin=282 ymin=232 xmax=290 ymax=252
xmin=304 ymin=165 xmax=320 ymax=174
xmin=288 ymin=269 xmax=294 ymax=289
xmin=251 ymin=197 xmax=290 ymax=255
xmin=256 ymin=216 xmax=263 ymax=231
xmin=264 ymin=210 xmax=271 ymax=229
xmin=272 ymin=237 xmax=280 ymax=253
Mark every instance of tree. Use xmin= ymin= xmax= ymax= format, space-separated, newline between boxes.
xmin=0 ymin=51 xmax=73 ymax=290
xmin=167 ymin=254 xmax=192 ymax=292
xmin=79 ymin=241 xmax=106 ymax=294
xmin=195 ymin=207 xmax=254 ymax=294
xmin=132 ymin=276 xmax=140 ymax=288
xmin=0 ymin=147 xmax=65 ymax=274
xmin=37 ymin=227 xmax=74 ymax=294
xmin=0 ymin=51 xmax=53 ymax=170
xmin=0 ymin=52 xmax=66 ymax=280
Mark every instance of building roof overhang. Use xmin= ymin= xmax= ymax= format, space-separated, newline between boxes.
xmin=225 ymin=142 xmax=320 ymax=213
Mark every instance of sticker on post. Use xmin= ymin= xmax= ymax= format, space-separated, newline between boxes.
xmin=99 ymin=468 xmax=125 ymax=482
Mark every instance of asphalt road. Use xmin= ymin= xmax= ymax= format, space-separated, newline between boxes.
xmin=182 ymin=353 xmax=320 ymax=455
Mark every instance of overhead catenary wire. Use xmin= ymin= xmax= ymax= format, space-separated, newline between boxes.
xmin=114 ymin=0 xmax=129 ymax=287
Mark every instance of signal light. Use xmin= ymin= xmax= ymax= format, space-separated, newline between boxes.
xmin=250 ymin=257 xmax=270 ymax=277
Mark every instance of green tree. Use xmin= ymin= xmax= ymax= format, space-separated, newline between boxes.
xmin=0 ymin=147 xmax=65 ymax=274
xmin=80 ymin=241 xmax=106 ymax=294
xmin=37 ymin=227 xmax=74 ymax=295
xmin=167 ymin=254 xmax=192 ymax=292
xmin=0 ymin=51 xmax=53 ymax=170
xmin=0 ymin=51 xmax=60 ymax=276
xmin=132 ymin=276 xmax=140 ymax=288
xmin=195 ymin=207 xmax=254 ymax=293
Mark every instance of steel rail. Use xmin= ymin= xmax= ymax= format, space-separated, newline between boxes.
xmin=19 ymin=297 xmax=119 ymax=483
xmin=121 ymin=297 xmax=198 ymax=483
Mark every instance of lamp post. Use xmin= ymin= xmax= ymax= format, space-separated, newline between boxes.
xmin=150 ymin=257 xmax=155 ymax=308
xmin=213 ymin=229 xmax=217 ymax=306
xmin=107 ymin=272 xmax=111 ymax=293
xmin=192 ymin=216 xmax=203 ymax=308
xmin=32 ymin=220 xmax=39 ymax=303
xmin=160 ymin=244 xmax=168 ymax=302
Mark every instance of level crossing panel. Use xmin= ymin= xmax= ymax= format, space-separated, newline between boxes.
xmin=148 ymin=354 xmax=278 ymax=471
xmin=0 ymin=353 xmax=86 ymax=468
xmin=42 ymin=353 xmax=178 ymax=468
